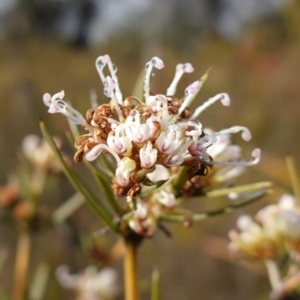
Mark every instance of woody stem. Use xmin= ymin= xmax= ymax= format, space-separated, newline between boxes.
xmin=124 ymin=236 xmax=141 ymax=300
xmin=13 ymin=232 xmax=31 ymax=300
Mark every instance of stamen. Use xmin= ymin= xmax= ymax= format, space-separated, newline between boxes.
xmin=95 ymin=55 xmax=123 ymax=103
xmin=85 ymin=143 xmax=121 ymax=163
xmin=43 ymin=91 xmax=92 ymax=131
xmin=177 ymin=81 xmax=201 ymax=116
xmin=214 ymin=126 xmax=252 ymax=141
xmin=164 ymin=143 xmax=190 ymax=167
xmin=190 ymin=93 xmax=230 ymax=119
xmin=105 ymin=55 xmax=123 ymax=103
xmin=205 ymin=148 xmax=261 ymax=167
xmin=104 ymin=76 xmax=124 ymax=122
xmin=95 ymin=56 xmax=108 ymax=86
xmin=125 ymin=110 xmax=151 ymax=143
xmin=144 ymin=57 xmax=164 ymax=99
xmin=166 ymin=63 xmax=194 ymax=96
xmin=183 ymin=120 xmax=203 ymax=140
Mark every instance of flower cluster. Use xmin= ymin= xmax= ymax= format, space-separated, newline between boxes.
xmin=0 ymin=134 xmax=63 ymax=230
xmin=43 ymin=55 xmax=260 ymax=206
xmin=56 ymin=265 xmax=120 ymax=300
xmin=229 ymin=194 xmax=300 ymax=260
xmin=22 ymin=134 xmax=62 ymax=172
xmin=229 ymin=194 xmax=300 ymax=300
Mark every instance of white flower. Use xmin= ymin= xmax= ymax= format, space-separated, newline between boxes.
xmin=115 ymin=157 xmax=136 ymax=187
xmin=43 ymin=54 xmax=261 ymax=201
xmin=139 ymin=141 xmax=157 ymax=169
xmin=128 ymin=202 xmax=156 ymax=237
xmin=22 ymin=134 xmax=61 ymax=172
xmin=228 ymin=214 xmax=284 ymax=260
xmin=156 ymin=189 xmax=176 ymax=208
xmin=156 ymin=124 xmax=181 ymax=154
xmin=107 ymin=125 xmax=131 ymax=155
xmin=278 ymin=194 xmax=300 ymax=241
xmin=146 ymin=165 xmax=170 ymax=182
xmin=56 ymin=265 xmax=120 ymax=300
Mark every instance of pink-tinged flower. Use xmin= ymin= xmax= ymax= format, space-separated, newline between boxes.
xmin=139 ymin=141 xmax=157 ymax=169
xmin=43 ymin=54 xmax=260 ymax=200
xmin=128 ymin=202 xmax=157 ymax=237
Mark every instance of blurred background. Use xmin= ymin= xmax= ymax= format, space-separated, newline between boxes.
xmin=0 ymin=0 xmax=300 ymax=299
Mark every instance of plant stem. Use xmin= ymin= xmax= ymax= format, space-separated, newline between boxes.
xmin=265 ymin=259 xmax=281 ymax=290
xmin=124 ymin=238 xmax=139 ymax=300
xmin=13 ymin=232 xmax=31 ymax=300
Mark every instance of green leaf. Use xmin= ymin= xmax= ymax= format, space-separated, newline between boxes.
xmin=99 ymin=154 xmax=116 ymax=176
xmin=52 ymin=193 xmax=85 ymax=224
xmin=39 ymin=120 xmax=118 ymax=231
xmin=131 ymin=68 xmax=146 ymax=100
xmin=159 ymin=189 xmax=268 ymax=223
xmin=84 ymin=161 xmax=120 ymax=213
xmin=203 ymin=181 xmax=273 ymax=198
xmin=172 ymin=166 xmax=187 ymax=197
xmin=28 ymin=263 xmax=50 ymax=300
xmin=66 ymin=127 xmax=120 ymax=213
xmin=151 ymin=267 xmax=161 ymax=300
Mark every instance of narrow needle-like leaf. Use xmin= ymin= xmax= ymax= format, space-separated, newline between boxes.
xmin=40 ymin=120 xmax=118 ymax=231
xmin=286 ymin=156 xmax=300 ymax=201
xmin=151 ymin=267 xmax=161 ymax=300
xmin=160 ymin=190 xmax=268 ymax=223
xmin=52 ymin=193 xmax=85 ymax=224
xmin=204 ymin=181 xmax=273 ymax=198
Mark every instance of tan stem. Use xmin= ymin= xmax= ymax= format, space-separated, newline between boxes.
xmin=124 ymin=239 xmax=139 ymax=300
xmin=13 ymin=232 xmax=31 ymax=300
